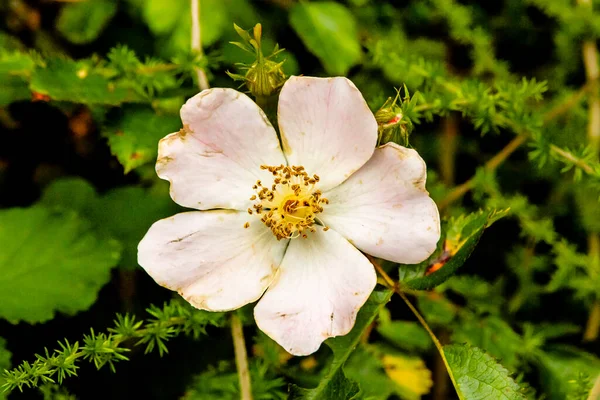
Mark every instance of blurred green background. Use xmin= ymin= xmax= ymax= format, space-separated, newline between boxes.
xmin=1 ymin=0 xmax=600 ymax=399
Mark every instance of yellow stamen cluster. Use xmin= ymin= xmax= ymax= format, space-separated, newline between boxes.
xmin=245 ymin=165 xmax=329 ymax=240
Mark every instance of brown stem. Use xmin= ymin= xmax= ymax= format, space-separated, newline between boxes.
xmin=437 ymin=83 xmax=590 ymax=211
xmin=231 ymin=313 xmax=253 ymax=400
xmin=438 ymin=135 xmax=527 ymax=210
xmin=440 ymin=114 xmax=458 ymax=186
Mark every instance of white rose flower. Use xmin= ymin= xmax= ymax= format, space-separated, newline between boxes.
xmin=138 ymin=76 xmax=440 ymax=356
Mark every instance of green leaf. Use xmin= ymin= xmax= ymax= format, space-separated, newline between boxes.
xmin=0 ymin=206 xmax=121 ymax=324
xmin=377 ymin=319 xmax=432 ymax=353
xmin=87 ymin=185 xmax=178 ymax=270
xmin=30 ymin=58 xmax=144 ymax=105
xmin=41 ymin=178 xmax=178 ymax=270
xmin=56 ymin=0 xmax=117 ymax=44
xmin=103 ymin=106 xmax=181 ymax=173
xmin=537 ymin=346 xmax=600 ymax=400
xmin=451 ymin=315 xmax=524 ymax=370
xmin=443 ymin=344 xmax=526 ymax=400
xmin=0 ymin=337 xmax=11 ymax=400
xmin=405 ymin=209 xmax=508 ymax=290
xmin=289 ymin=2 xmax=361 ymax=75
xmin=289 ymin=289 xmax=393 ymax=399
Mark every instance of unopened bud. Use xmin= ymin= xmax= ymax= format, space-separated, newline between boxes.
xmin=227 ymin=23 xmax=287 ymax=98
xmin=375 ymin=90 xmax=412 ymax=146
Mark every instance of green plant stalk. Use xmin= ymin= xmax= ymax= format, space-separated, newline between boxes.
xmin=2 ymin=301 xmax=222 ymax=393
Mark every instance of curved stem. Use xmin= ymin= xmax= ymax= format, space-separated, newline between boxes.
xmin=231 ymin=313 xmax=253 ymax=400
xmin=368 ymin=257 xmax=459 ymax=394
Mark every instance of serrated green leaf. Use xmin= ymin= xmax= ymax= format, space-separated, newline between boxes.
xmin=289 ymin=2 xmax=361 ymax=75
xmin=289 ymin=289 xmax=393 ymax=399
xmin=0 ymin=337 xmax=11 ymax=400
xmin=405 ymin=209 xmax=508 ymax=290
xmin=537 ymin=346 xmax=600 ymax=400
xmin=56 ymin=0 xmax=117 ymax=44
xmin=41 ymin=178 xmax=178 ymax=270
xmin=30 ymin=58 xmax=144 ymax=105
xmin=444 ymin=344 xmax=526 ymax=400
xmin=0 ymin=206 xmax=121 ymax=324
xmin=103 ymin=106 xmax=181 ymax=173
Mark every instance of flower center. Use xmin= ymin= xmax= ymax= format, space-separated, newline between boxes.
xmin=245 ymin=165 xmax=329 ymax=240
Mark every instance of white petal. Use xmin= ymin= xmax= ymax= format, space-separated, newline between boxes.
xmin=157 ymin=88 xmax=286 ymax=210
xmin=278 ymin=76 xmax=377 ymax=191
xmin=138 ymin=210 xmax=287 ymax=311
xmin=254 ymin=228 xmax=377 ymax=356
xmin=322 ymin=143 xmax=440 ymax=264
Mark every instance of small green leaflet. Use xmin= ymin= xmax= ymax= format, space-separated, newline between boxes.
xmin=403 ymin=209 xmax=509 ymax=290
xmin=31 ymin=58 xmax=144 ymax=105
xmin=289 ymin=289 xmax=392 ymax=400
xmin=444 ymin=344 xmax=526 ymax=400
xmin=103 ymin=106 xmax=181 ymax=173
xmin=0 ymin=337 xmax=11 ymax=400
xmin=0 ymin=206 xmax=121 ymax=324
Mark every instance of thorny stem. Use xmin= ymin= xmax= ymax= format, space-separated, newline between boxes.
xmin=368 ymin=257 xmax=459 ymax=396
xmin=190 ymin=0 xmax=209 ymax=91
xmin=438 ymin=84 xmax=591 ymax=210
xmin=231 ymin=313 xmax=253 ymax=400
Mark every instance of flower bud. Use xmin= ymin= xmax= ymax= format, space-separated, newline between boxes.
xmin=375 ymin=91 xmax=412 ymax=146
xmin=227 ymin=24 xmax=287 ymax=98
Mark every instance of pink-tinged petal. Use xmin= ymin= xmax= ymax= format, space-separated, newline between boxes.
xmin=138 ymin=210 xmax=287 ymax=311
xmin=254 ymin=228 xmax=376 ymax=356
xmin=322 ymin=143 xmax=440 ymax=264
xmin=157 ymin=88 xmax=286 ymax=210
xmin=278 ymin=76 xmax=377 ymax=191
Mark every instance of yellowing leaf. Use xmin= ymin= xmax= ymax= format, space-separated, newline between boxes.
xmin=383 ymin=354 xmax=433 ymax=397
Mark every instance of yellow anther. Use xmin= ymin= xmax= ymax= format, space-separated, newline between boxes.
xmin=250 ymin=165 xmax=330 ymax=240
